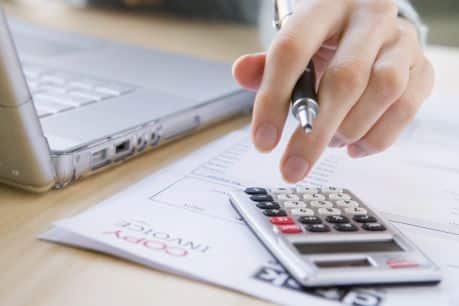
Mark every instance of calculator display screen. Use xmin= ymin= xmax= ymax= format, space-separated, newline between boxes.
xmin=294 ymin=240 xmax=403 ymax=255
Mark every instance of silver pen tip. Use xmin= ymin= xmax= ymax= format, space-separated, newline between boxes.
xmin=297 ymin=108 xmax=314 ymax=134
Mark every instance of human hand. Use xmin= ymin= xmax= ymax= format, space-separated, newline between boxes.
xmin=232 ymin=0 xmax=434 ymax=183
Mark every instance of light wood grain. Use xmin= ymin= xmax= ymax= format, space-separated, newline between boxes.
xmin=1 ymin=1 xmax=458 ymax=305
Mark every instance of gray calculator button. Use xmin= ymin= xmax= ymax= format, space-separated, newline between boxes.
xmin=277 ymin=194 xmax=300 ymax=201
xmin=303 ymin=193 xmax=326 ymax=201
xmin=318 ymin=207 xmax=341 ymax=216
xmin=284 ymin=201 xmax=307 ymax=208
xmin=353 ymin=215 xmax=377 ymax=223
xmin=345 ymin=207 xmax=368 ymax=215
xmin=329 ymin=193 xmax=352 ymax=201
xmin=244 ymin=187 xmax=267 ymax=195
xmin=334 ymin=223 xmax=358 ymax=232
xmin=306 ymin=224 xmax=330 ymax=233
xmin=291 ymin=208 xmax=314 ymax=216
xmin=325 ymin=215 xmax=350 ymax=224
xmin=362 ymin=223 xmax=386 ymax=231
xmin=250 ymin=194 xmax=274 ymax=202
xmin=263 ymin=209 xmax=287 ymax=217
xmin=298 ymin=216 xmax=322 ymax=224
xmin=310 ymin=200 xmax=333 ymax=208
xmin=256 ymin=202 xmax=281 ymax=209
xmin=335 ymin=200 xmax=359 ymax=208
xmin=296 ymin=186 xmax=319 ymax=194
xmin=321 ymin=186 xmax=343 ymax=193
xmin=272 ymin=187 xmax=294 ymax=194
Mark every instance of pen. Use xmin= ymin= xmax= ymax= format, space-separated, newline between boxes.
xmin=274 ymin=0 xmax=319 ymax=133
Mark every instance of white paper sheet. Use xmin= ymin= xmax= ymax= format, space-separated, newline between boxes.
xmin=41 ymin=93 xmax=459 ymax=305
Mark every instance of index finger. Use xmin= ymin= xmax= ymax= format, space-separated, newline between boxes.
xmin=252 ymin=0 xmax=349 ymax=152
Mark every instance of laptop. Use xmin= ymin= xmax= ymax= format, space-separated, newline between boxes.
xmin=0 ymin=9 xmax=254 ymax=192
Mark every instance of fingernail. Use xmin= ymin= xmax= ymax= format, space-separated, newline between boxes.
xmin=254 ymin=123 xmax=278 ymax=152
xmin=282 ymin=155 xmax=309 ymax=183
xmin=329 ymin=136 xmax=346 ymax=148
xmin=348 ymin=143 xmax=368 ymax=158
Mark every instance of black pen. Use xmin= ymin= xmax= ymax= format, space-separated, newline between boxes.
xmin=274 ymin=0 xmax=319 ymax=133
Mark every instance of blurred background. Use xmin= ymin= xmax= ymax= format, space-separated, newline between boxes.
xmin=4 ymin=0 xmax=459 ymax=47
xmin=415 ymin=0 xmax=459 ymax=46
xmin=72 ymin=0 xmax=458 ymax=47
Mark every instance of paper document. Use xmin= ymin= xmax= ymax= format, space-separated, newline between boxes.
xmin=41 ymin=93 xmax=459 ymax=305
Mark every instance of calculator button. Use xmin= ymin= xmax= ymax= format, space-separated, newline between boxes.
xmin=318 ymin=207 xmax=341 ymax=216
xmin=277 ymin=224 xmax=303 ymax=234
xmin=263 ymin=209 xmax=287 ymax=217
xmin=335 ymin=200 xmax=359 ymax=208
xmin=328 ymin=193 xmax=352 ymax=201
xmin=303 ymin=193 xmax=326 ymax=201
xmin=353 ymin=215 xmax=378 ymax=223
xmin=284 ymin=200 xmax=307 ymax=208
xmin=277 ymin=194 xmax=300 ymax=201
xmin=310 ymin=200 xmax=333 ymax=208
xmin=298 ymin=216 xmax=322 ymax=224
xmin=256 ymin=202 xmax=281 ymax=209
xmin=272 ymin=187 xmax=294 ymax=194
xmin=290 ymin=208 xmax=314 ymax=216
xmin=244 ymin=187 xmax=267 ymax=195
xmin=321 ymin=186 xmax=343 ymax=193
xmin=334 ymin=223 xmax=358 ymax=232
xmin=250 ymin=194 xmax=274 ymax=202
xmin=325 ymin=215 xmax=350 ymax=224
xmin=386 ymin=259 xmax=418 ymax=269
xmin=345 ymin=207 xmax=368 ymax=215
xmin=270 ymin=217 xmax=295 ymax=225
xmin=296 ymin=186 xmax=319 ymax=194
xmin=362 ymin=223 xmax=386 ymax=231
xmin=306 ymin=224 xmax=330 ymax=233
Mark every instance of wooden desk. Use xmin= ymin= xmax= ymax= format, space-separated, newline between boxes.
xmin=1 ymin=2 xmax=458 ymax=305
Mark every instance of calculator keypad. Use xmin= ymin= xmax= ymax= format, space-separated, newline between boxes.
xmin=245 ymin=187 xmax=386 ymax=234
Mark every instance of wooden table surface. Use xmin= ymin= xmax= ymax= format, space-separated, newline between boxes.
xmin=1 ymin=1 xmax=458 ymax=305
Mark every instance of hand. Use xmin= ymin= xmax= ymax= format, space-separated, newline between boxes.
xmin=232 ymin=0 xmax=434 ymax=183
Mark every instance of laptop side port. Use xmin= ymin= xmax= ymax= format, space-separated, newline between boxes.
xmin=150 ymin=132 xmax=160 ymax=147
xmin=136 ymin=135 xmax=147 ymax=152
xmin=90 ymin=148 xmax=110 ymax=170
xmin=113 ymin=139 xmax=135 ymax=161
xmin=115 ymin=140 xmax=130 ymax=154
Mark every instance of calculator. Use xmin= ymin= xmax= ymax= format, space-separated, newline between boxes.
xmin=229 ymin=186 xmax=442 ymax=287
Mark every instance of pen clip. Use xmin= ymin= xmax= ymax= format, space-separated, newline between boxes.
xmin=273 ymin=0 xmax=295 ymax=30
xmin=273 ymin=0 xmax=281 ymax=30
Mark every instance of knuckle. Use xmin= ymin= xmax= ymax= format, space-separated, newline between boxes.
xmin=254 ymin=88 xmax=275 ymax=110
xmin=272 ymin=32 xmax=302 ymax=60
xmin=398 ymin=19 xmax=418 ymax=38
xmin=360 ymin=0 xmax=397 ymax=16
xmin=326 ymin=58 xmax=367 ymax=95
xmin=372 ymin=63 xmax=406 ymax=101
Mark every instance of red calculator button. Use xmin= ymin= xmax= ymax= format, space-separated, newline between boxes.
xmin=270 ymin=217 xmax=295 ymax=225
xmin=277 ymin=224 xmax=302 ymax=234
xmin=387 ymin=260 xmax=418 ymax=269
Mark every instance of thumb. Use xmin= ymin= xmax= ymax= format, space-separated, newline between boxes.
xmin=232 ymin=52 xmax=266 ymax=91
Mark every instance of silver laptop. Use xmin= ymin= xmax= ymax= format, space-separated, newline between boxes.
xmin=0 ymin=9 xmax=253 ymax=192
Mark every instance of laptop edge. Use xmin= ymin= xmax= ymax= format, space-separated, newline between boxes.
xmin=0 ymin=9 xmax=254 ymax=192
